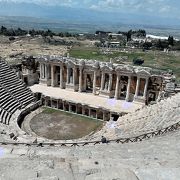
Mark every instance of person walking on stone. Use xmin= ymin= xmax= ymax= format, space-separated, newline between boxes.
xmin=101 ymin=136 xmax=107 ymax=143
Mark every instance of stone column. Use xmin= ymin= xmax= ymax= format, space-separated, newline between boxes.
xmin=96 ymin=111 xmax=98 ymax=119
xmin=67 ymin=68 xmax=70 ymax=84
xmin=125 ymin=75 xmax=131 ymax=101
xmin=40 ymin=63 xmax=42 ymax=79
xmin=43 ymin=64 xmax=46 ymax=79
xmin=42 ymin=64 xmax=44 ymax=79
xmin=134 ymin=77 xmax=140 ymax=98
xmin=60 ymin=65 xmax=63 ymax=89
xmin=46 ymin=64 xmax=50 ymax=80
xmin=57 ymin=100 xmax=59 ymax=109
xmin=89 ymin=108 xmax=91 ymax=117
xmin=100 ymin=72 xmax=105 ymax=91
xmin=51 ymin=64 xmax=55 ymax=87
xmin=143 ymin=78 xmax=149 ymax=99
xmin=79 ymin=68 xmax=83 ymax=92
xmin=45 ymin=64 xmax=47 ymax=80
xmin=115 ymin=74 xmax=120 ymax=99
xmin=84 ymin=73 xmax=87 ymax=91
xmin=76 ymin=105 xmax=78 ymax=113
xmin=69 ymin=103 xmax=72 ymax=112
xmin=103 ymin=111 xmax=106 ymax=121
xmin=73 ymin=67 xmax=76 ymax=91
xmin=82 ymin=105 xmax=85 ymax=115
xmin=51 ymin=99 xmax=53 ymax=108
xmin=41 ymin=64 xmax=43 ymax=78
xmin=45 ymin=98 xmax=47 ymax=106
xmin=108 ymin=73 xmax=113 ymax=92
xmin=62 ymin=101 xmax=65 ymax=111
xmin=93 ymin=70 xmax=97 ymax=94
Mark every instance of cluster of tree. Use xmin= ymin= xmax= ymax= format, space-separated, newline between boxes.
xmin=133 ymin=58 xmax=144 ymax=65
xmin=0 ymin=26 xmax=77 ymax=38
xmin=95 ymin=31 xmax=112 ymax=35
xmin=168 ymin=36 xmax=174 ymax=46
xmin=95 ymin=29 xmax=146 ymax=42
xmin=132 ymin=29 xmax=146 ymax=37
xmin=142 ymin=36 xmax=175 ymax=50
xmin=0 ymin=26 xmax=27 ymax=36
xmin=118 ymin=29 xmax=146 ymax=41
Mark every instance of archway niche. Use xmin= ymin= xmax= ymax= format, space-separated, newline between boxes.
xmin=64 ymin=102 xmax=69 ymax=111
xmin=90 ymin=109 xmax=97 ymax=118
xmin=120 ymin=76 xmax=128 ymax=99
xmin=103 ymin=73 xmax=109 ymax=91
xmin=138 ymin=78 xmax=145 ymax=96
xmin=86 ymin=74 xmax=93 ymax=92
xmin=69 ymin=68 xmax=73 ymax=84
xmin=71 ymin=104 xmax=77 ymax=113
xmin=77 ymin=105 xmax=82 ymax=114
xmin=97 ymin=110 xmax=103 ymax=120
xmin=84 ymin=108 xmax=90 ymax=116
xmin=58 ymin=100 xmax=63 ymax=110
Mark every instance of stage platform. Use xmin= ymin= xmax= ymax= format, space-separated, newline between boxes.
xmin=30 ymin=84 xmax=143 ymax=114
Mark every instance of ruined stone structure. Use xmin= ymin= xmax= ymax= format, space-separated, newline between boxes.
xmin=38 ymin=55 xmax=164 ymax=104
xmin=0 ymin=56 xmax=180 ymax=179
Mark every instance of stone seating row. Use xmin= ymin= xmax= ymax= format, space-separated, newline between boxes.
xmin=0 ymin=61 xmax=34 ymax=100
xmin=0 ymin=61 xmax=35 ymax=107
xmin=116 ymin=93 xmax=180 ymax=138
xmin=0 ymin=86 xmax=21 ymax=112
xmin=0 ymin=60 xmax=35 ymax=124
xmin=122 ymin=94 xmax=180 ymax=124
xmin=0 ymin=108 xmax=12 ymax=124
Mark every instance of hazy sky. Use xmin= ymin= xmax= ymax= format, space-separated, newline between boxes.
xmin=0 ymin=0 xmax=179 ymax=18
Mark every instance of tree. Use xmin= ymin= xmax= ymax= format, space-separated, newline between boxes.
xmin=0 ymin=26 xmax=7 ymax=34
xmin=126 ymin=30 xmax=132 ymax=42
xmin=168 ymin=36 xmax=174 ymax=46
xmin=143 ymin=42 xmax=152 ymax=50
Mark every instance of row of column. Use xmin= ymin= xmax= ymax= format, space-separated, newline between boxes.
xmin=114 ymin=75 xmax=149 ymax=100
xmin=50 ymin=64 xmax=77 ymax=89
xmin=41 ymin=63 xmax=149 ymax=101
xmin=45 ymin=98 xmax=110 ymax=121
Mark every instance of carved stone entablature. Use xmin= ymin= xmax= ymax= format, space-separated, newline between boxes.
xmin=101 ymin=63 xmax=114 ymax=72
xmin=135 ymin=69 xmax=151 ymax=78
xmin=115 ymin=65 xmax=134 ymax=75
xmin=49 ymin=59 xmax=63 ymax=65
xmin=78 ymin=59 xmax=85 ymax=67
xmin=83 ymin=68 xmax=95 ymax=73
xmin=93 ymin=61 xmax=100 ymax=69
xmin=66 ymin=60 xmax=77 ymax=68
xmin=37 ymin=55 xmax=168 ymax=78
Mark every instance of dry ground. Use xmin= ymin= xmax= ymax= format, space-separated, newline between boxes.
xmin=0 ymin=35 xmax=68 ymax=64
xmin=30 ymin=107 xmax=103 ymax=140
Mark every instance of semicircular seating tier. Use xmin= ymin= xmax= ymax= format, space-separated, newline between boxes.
xmin=93 ymin=93 xmax=180 ymax=139
xmin=0 ymin=59 xmax=36 ymax=125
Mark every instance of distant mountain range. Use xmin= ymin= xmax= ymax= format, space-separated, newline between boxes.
xmin=0 ymin=1 xmax=180 ymax=37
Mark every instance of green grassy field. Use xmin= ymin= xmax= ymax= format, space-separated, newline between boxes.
xmin=70 ymin=46 xmax=180 ymax=82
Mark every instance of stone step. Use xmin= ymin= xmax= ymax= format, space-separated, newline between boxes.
xmin=29 ymin=177 xmax=59 ymax=180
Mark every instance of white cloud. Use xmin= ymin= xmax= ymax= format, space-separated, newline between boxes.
xmin=0 ymin=0 xmax=178 ymax=17
xmin=89 ymin=0 xmax=173 ymax=15
xmin=0 ymin=0 xmax=73 ymax=6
